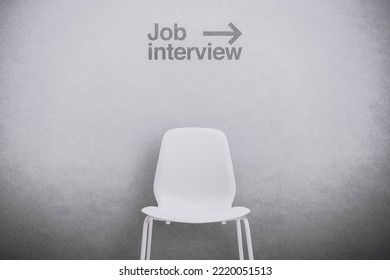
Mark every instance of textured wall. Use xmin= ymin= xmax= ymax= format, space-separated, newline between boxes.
xmin=0 ymin=0 xmax=389 ymax=259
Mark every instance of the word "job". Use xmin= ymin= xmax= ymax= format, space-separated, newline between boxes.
xmin=147 ymin=23 xmax=186 ymax=41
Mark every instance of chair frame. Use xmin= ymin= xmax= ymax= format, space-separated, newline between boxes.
xmin=140 ymin=216 xmax=254 ymax=260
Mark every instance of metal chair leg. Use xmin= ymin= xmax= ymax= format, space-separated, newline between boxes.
xmin=146 ymin=218 xmax=154 ymax=260
xmin=236 ymin=219 xmax=244 ymax=260
xmin=140 ymin=216 xmax=151 ymax=260
xmin=242 ymin=216 xmax=254 ymax=260
xmin=141 ymin=216 xmax=253 ymax=260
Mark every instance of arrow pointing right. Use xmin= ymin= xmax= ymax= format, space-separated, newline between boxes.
xmin=203 ymin=23 xmax=242 ymax=45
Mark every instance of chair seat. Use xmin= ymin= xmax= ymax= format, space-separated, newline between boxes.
xmin=142 ymin=206 xmax=250 ymax=224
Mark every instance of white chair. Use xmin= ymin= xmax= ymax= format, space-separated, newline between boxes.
xmin=140 ymin=128 xmax=254 ymax=260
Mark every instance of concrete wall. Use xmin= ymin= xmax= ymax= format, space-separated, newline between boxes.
xmin=0 ymin=0 xmax=389 ymax=259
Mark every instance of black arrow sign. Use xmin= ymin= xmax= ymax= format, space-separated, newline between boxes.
xmin=203 ymin=23 xmax=242 ymax=45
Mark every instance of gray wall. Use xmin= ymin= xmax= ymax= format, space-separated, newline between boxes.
xmin=1 ymin=0 xmax=389 ymax=259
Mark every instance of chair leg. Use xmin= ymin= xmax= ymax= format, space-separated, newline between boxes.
xmin=140 ymin=216 xmax=151 ymax=260
xmin=242 ymin=216 xmax=254 ymax=260
xmin=141 ymin=216 xmax=253 ymax=260
xmin=146 ymin=218 xmax=154 ymax=260
xmin=236 ymin=219 xmax=244 ymax=260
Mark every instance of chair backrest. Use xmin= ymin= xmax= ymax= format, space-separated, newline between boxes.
xmin=153 ymin=128 xmax=236 ymax=211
